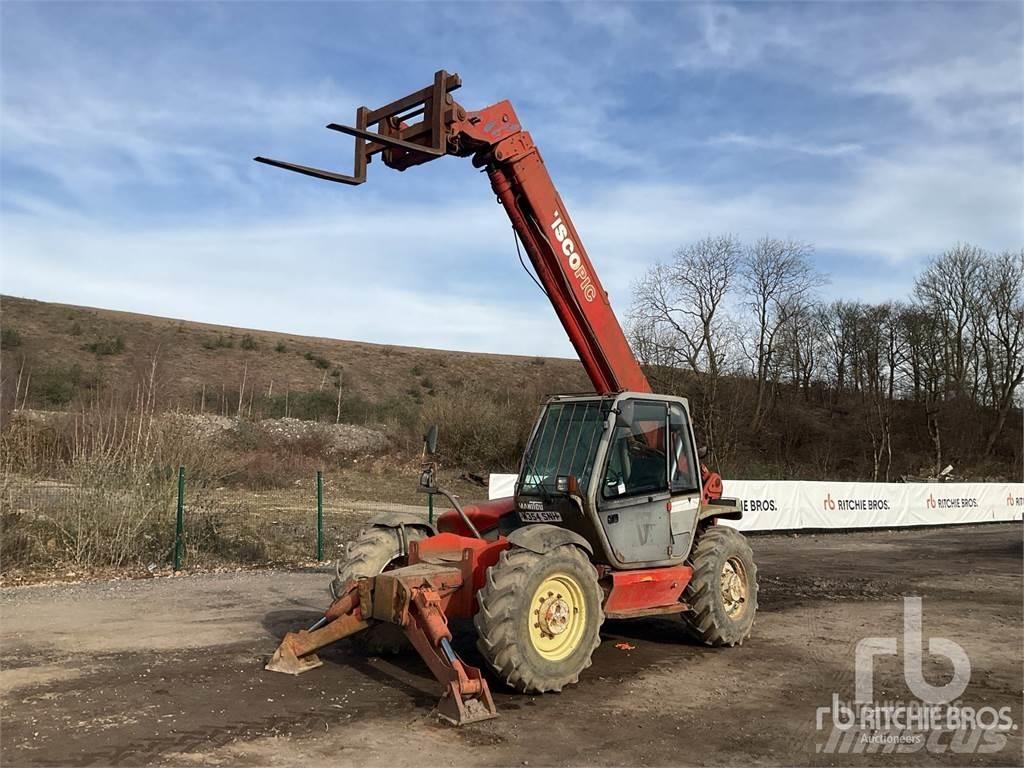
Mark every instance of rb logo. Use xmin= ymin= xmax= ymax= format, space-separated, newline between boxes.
xmin=855 ymin=597 xmax=970 ymax=705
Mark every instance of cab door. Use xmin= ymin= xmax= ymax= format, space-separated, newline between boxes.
xmin=666 ymin=402 xmax=703 ymax=559
xmin=596 ymin=400 xmax=673 ymax=564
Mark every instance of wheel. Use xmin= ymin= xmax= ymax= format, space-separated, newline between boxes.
xmin=329 ymin=526 xmax=427 ymax=654
xmin=680 ymin=525 xmax=758 ymax=646
xmin=474 ymin=544 xmax=603 ymax=693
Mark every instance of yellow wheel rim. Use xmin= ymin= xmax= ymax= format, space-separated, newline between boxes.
xmin=527 ymin=572 xmax=586 ymax=661
xmin=721 ymin=557 xmax=749 ymax=619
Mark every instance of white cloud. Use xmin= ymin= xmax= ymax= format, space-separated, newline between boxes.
xmin=4 ymin=140 xmax=1017 ymax=359
xmin=568 ymin=142 xmax=1022 ymax=306
xmin=674 ymin=4 xmax=809 ymax=71
xmin=852 ymin=53 xmax=1024 ymax=135
xmin=1 ymin=1 xmax=1020 ymax=363
xmin=707 ymin=132 xmax=862 ymax=158
xmin=0 ymin=198 xmax=579 ymax=357
xmin=675 ymin=3 xmax=1023 ymax=142
xmin=1 ymin=70 xmax=358 ymax=204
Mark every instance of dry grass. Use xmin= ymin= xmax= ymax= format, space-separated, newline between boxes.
xmin=0 ymin=369 xmax=487 ymax=576
xmin=1 ymin=471 xmax=175 ymax=569
xmin=0 ymin=296 xmax=581 ymax=577
xmin=419 ymin=382 xmax=547 ymax=471
xmin=1 ymin=358 xmax=198 ymax=570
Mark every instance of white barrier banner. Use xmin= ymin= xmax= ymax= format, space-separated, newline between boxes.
xmin=489 ymin=473 xmax=517 ymax=500
xmin=488 ymin=473 xmax=1024 ymax=531
xmin=719 ymin=481 xmax=1024 ymax=531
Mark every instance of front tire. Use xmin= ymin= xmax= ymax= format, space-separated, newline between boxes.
xmin=680 ymin=525 xmax=758 ymax=646
xmin=329 ymin=526 xmax=427 ymax=654
xmin=475 ymin=545 xmax=603 ymax=693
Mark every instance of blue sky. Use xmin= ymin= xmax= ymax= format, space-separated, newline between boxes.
xmin=2 ymin=1 xmax=1021 ymax=357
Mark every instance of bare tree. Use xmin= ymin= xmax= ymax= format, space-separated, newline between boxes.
xmin=896 ymin=305 xmax=947 ymax=473
xmin=777 ymin=299 xmax=822 ymax=400
xmin=628 ymin=316 xmax=688 ymax=394
xmin=739 ymin=237 xmax=824 ymax=430
xmin=914 ymin=244 xmax=985 ymax=398
xmin=976 ymin=249 xmax=1024 ymax=454
xmin=854 ymin=304 xmax=906 ymax=481
xmin=818 ymin=300 xmax=861 ymax=397
xmin=630 ymin=235 xmax=741 ymax=461
xmin=623 ymin=235 xmax=1019 ymax=482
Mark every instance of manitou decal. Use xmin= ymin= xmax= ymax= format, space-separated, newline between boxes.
xmin=551 ymin=210 xmax=597 ymax=302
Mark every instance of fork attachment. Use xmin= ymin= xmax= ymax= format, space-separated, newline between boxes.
xmin=255 ymin=69 xmax=463 ymax=185
xmin=266 ymin=563 xmax=497 ymax=725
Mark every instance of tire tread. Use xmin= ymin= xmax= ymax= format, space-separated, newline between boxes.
xmin=679 ymin=526 xmax=758 ymax=647
xmin=474 ymin=545 xmax=602 ymax=694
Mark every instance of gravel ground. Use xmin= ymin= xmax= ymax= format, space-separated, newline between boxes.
xmin=1 ymin=523 xmax=1020 ymax=767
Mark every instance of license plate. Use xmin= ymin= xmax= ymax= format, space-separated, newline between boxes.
xmin=518 ymin=510 xmax=563 ymax=523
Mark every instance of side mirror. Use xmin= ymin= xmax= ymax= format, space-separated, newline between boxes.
xmin=698 ymin=445 xmax=709 ymax=460
xmin=423 ymin=424 xmax=438 ymax=455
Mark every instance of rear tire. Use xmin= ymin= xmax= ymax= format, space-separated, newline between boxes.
xmin=475 ymin=545 xmax=603 ymax=693
xmin=329 ymin=526 xmax=427 ymax=655
xmin=680 ymin=525 xmax=758 ymax=646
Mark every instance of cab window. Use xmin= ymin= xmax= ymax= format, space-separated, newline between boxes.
xmin=669 ymin=403 xmax=699 ymax=494
xmin=602 ymin=401 xmax=667 ymax=498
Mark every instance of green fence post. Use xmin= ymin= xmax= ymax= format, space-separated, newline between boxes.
xmin=428 ymin=492 xmax=434 ymax=525
xmin=316 ymin=470 xmax=324 ymax=562
xmin=174 ymin=466 xmax=185 ymax=571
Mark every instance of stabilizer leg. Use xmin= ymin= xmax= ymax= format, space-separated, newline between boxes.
xmin=265 ymin=582 xmax=370 ymax=675
xmin=265 ymin=564 xmax=499 ymax=724
xmin=402 ymin=587 xmax=498 ymax=725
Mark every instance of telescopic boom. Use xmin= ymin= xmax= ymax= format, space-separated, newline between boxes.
xmin=256 ymin=70 xmax=650 ymax=395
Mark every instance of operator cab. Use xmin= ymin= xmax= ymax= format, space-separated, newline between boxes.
xmin=514 ymin=392 xmax=705 ymax=569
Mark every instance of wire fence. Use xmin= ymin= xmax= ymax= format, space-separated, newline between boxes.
xmin=0 ymin=468 xmax=438 ymax=574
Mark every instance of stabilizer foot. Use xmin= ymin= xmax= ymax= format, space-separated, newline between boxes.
xmin=436 ymin=680 xmax=498 ymax=725
xmin=266 ymin=632 xmax=324 ymax=675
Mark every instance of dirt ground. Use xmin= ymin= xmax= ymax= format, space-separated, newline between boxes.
xmin=1 ymin=523 xmax=1021 ymax=767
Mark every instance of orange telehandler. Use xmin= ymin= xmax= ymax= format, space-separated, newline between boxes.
xmin=256 ymin=71 xmax=756 ymax=725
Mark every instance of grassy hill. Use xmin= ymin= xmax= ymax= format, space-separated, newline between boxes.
xmin=0 ymin=295 xmax=588 ymax=425
xmin=2 ymin=294 xmax=1019 ymax=484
